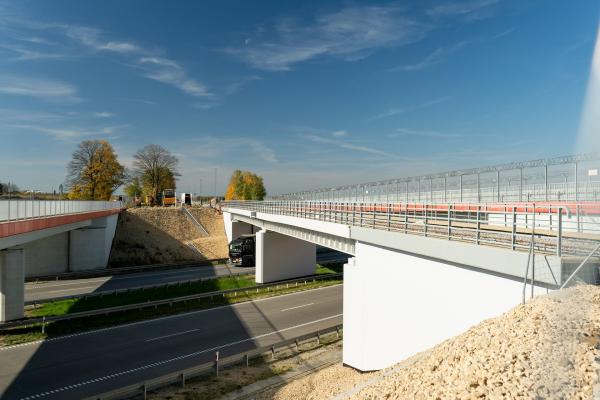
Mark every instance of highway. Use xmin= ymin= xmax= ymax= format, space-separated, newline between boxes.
xmin=25 ymin=264 xmax=255 ymax=302
xmin=25 ymin=251 xmax=348 ymax=302
xmin=0 ymin=285 xmax=343 ymax=400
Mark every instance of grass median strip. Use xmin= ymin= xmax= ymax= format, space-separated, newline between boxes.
xmin=2 ymin=266 xmax=343 ymax=347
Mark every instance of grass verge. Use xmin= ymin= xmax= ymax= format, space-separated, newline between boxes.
xmin=28 ymin=275 xmax=258 ymax=318
xmin=3 ymin=277 xmax=342 ymax=347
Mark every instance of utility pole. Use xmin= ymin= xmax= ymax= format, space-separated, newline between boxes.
xmin=213 ymin=168 xmax=217 ymax=200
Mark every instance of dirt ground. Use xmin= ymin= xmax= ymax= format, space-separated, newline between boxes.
xmin=146 ymin=336 xmax=344 ymax=400
xmin=109 ymin=207 xmax=228 ymax=266
xmin=262 ymin=285 xmax=600 ymax=400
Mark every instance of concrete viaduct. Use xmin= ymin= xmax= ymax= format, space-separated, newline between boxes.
xmin=0 ymin=200 xmax=121 ymax=322
xmin=223 ymin=153 xmax=600 ymax=371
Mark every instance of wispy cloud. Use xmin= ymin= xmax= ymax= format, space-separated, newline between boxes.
xmin=66 ymin=26 xmax=144 ymax=54
xmin=189 ymin=136 xmax=278 ymax=163
xmin=226 ymin=5 xmax=430 ymax=71
xmin=427 ymin=0 xmax=501 ymax=18
xmin=3 ymin=18 xmax=212 ymax=98
xmin=94 ymin=111 xmax=114 ymax=118
xmin=0 ymin=42 xmax=70 ymax=61
xmin=389 ymin=127 xmax=462 ymax=138
xmin=65 ymin=27 xmax=212 ymax=98
xmin=302 ymin=133 xmax=393 ymax=157
xmin=138 ymin=57 xmax=211 ymax=97
xmin=192 ymin=102 xmax=223 ymax=110
xmin=0 ymin=75 xmax=80 ymax=103
xmin=389 ymin=41 xmax=470 ymax=72
xmin=9 ymin=123 xmax=126 ymax=140
xmin=369 ymin=96 xmax=451 ymax=121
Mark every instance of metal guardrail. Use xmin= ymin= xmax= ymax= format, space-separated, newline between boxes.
xmin=270 ymin=153 xmax=600 ymax=203
xmin=222 ymin=201 xmax=600 ymax=257
xmin=2 ymin=273 xmax=343 ymax=330
xmin=0 ymin=200 xmax=123 ymax=223
xmin=26 ymin=258 xmax=229 ymax=283
xmin=82 ymin=324 xmax=343 ymax=400
xmin=26 ymin=269 xmax=252 ymax=306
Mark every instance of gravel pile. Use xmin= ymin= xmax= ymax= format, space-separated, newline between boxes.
xmin=266 ymin=286 xmax=600 ymax=400
xmin=188 ymin=207 xmax=226 ymax=236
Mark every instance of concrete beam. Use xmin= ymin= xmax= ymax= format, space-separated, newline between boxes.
xmin=255 ymin=229 xmax=316 ymax=283
xmin=0 ymin=220 xmax=90 ymax=250
xmin=343 ymin=241 xmax=549 ymax=371
xmin=0 ymin=248 xmax=24 ymax=322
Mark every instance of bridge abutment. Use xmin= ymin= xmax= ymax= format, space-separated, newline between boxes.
xmin=223 ymin=212 xmax=255 ymax=244
xmin=68 ymin=215 xmax=118 ymax=272
xmin=343 ymin=241 xmax=548 ymax=371
xmin=0 ymin=248 xmax=24 ymax=322
xmin=255 ymin=229 xmax=316 ymax=283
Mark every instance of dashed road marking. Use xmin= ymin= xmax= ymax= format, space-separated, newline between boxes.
xmin=19 ymin=313 xmax=343 ymax=400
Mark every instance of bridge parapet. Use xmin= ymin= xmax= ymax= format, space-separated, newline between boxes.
xmin=222 ymin=200 xmax=600 ymax=258
xmin=0 ymin=200 xmax=122 ymax=223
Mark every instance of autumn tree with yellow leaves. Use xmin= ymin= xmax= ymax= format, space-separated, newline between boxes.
xmin=66 ymin=140 xmax=126 ymax=200
xmin=225 ymin=170 xmax=266 ymax=200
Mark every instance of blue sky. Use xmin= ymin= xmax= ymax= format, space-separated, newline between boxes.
xmin=0 ymin=0 xmax=598 ymax=195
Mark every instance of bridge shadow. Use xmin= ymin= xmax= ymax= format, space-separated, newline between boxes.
xmin=1 ymin=247 xmax=344 ymax=399
xmin=109 ymin=211 xmax=206 ymax=267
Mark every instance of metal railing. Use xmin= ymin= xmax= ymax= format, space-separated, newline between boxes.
xmin=0 ymin=200 xmax=123 ymax=223
xmin=82 ymin=324 xmax=343 ymax=400
xmin=222 ymin=201 xmax=600 ymax=257
xmin=181 ymin=206 xmax=209 ymax=236
xmin=25 ymin=268 xmax=252 ymax=306
xmin=1 ymin=273 xmax=342 ymax=330
xmin=270 ymin=153 xmax=600 ymax=203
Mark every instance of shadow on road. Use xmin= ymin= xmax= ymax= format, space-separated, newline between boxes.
xmin=1 ymin=249 xmax=348 ymax=399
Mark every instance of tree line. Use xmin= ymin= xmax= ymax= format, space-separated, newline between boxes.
xmin=64 ymin=140 xmax=266 ymax=201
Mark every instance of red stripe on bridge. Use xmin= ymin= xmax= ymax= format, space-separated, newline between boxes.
xmin=0 ymin=209 xmax=121 ymax=238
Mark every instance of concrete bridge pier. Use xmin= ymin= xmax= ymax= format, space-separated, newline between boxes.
xmin=343 ymin=241 xmax=549 ymax=372
xmin=255 ymin=229 xmax=316 ymax=283
xmin=0 ymin=248 xmax=24 ymax=322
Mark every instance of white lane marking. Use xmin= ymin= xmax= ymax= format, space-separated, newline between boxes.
xmin=25 ymin=264 xmax=237 ymax=289
xmin=18 ymin=313 xmax=343 ymax=400
xmin=146 ymin=328 xmax=200 ymax=342
xmin=0 ymin=284 xmax=342 ymax=352
xmin=281 ymin=303 xmax=314 ymax=312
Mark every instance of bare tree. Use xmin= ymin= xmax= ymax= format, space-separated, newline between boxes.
xmin=132 ymin=144 xmax=180 ymax=199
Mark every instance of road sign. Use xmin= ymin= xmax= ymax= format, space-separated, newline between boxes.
xmin=589 ymin=169 xmax=598 ymax=177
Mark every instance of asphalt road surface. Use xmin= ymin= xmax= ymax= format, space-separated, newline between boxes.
xmin=25 ymin=264 xmax=255 ymax=302
xmin=25 ymin=251 xmax=348 ymax=302
xmin=0 ymin=285 xmax=343 ymax=400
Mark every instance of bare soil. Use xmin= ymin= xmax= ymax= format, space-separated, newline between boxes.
xmin=109 ymin=207 xmax=228 ymax=267
xmin=262 ymin=285 xmax=600 ymax=400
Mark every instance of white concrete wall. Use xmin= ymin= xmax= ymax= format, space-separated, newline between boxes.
xmin=343 ymin=241 xmax=548 ymax=371
xmin=0 ymin=248 xmax=24 ymax=321
xmin=69 ymin=215 xmax=119 ymax=272
xmin=23 ymin=233 xmax=69 ymax=278
xmin=223 ymin=212 xmax=255 ymax=244
xmin=255 ymin=230 xmax=316 ymax=283
xmin=103 ymin=214 xmax=118 ymax=264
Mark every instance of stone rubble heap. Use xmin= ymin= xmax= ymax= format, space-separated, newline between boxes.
xmin=348 ymin=285 xmax=600 ymax=400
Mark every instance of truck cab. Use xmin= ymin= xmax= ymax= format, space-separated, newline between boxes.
xmin=228 ymin=234 xmax=255 ymax=267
